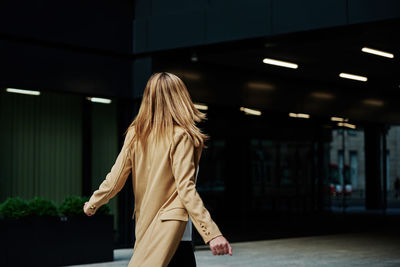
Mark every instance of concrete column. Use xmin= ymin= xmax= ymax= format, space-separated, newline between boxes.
xmin=364 ymin=125 xmax=383 ymax=210
xmin=116 ymin=56 xmax=153 ymax=247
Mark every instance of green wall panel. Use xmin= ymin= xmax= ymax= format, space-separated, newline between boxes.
xmin=91 ymin=102 xmax=119 ymax=227
xmin=0 ymin=90 xmax=82 ymax=204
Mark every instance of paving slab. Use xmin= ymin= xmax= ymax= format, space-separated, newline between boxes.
xmin=67 ymin=231 xmax=400 ymax=267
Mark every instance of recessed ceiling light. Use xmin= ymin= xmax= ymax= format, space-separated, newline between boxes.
xmin=246 ymin=81 xmax=275 ymax=91
xmin=6 ymin=88 xmax=41 ymax=96
xmin=331 ymin=116 xmax=348 ymax=122
xmin=182 ymin=71 xmax=202 ymax=81
xmin=240 ymin=107 xmax=262 ymax=116
xmin=194 ymin=103 xmax=208 ymax=111
xmin=86 ymin=97 xmax=112 ymax=104
xmin=339 ymin=73 xmax=367 ymax=82
xmin=338 ymin=122 xmax=356 ymax=129
xmin=362 ymin=98 xmax=384 ymax=107
xmin=262 ymin=58 xmax=298 ymax=69
xmin=190 ymin=53 xmax=198 ymax=62
xmin=361 ymin=47 xmax=394 ymax=58
xmin=310 ymin=91 xmax=335 ymax=100
xmin=289 ymin=112 xmax=310 ymax=119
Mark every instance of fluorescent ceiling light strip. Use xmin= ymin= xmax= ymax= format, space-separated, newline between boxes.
xmin=6 ymin=88 xmax=41 ymax=96
xmin=87 ymin=97 xmax=112 ymax=104
xmin=194 ymin=103 xmax=208 ymax=110
xmin=343 ymin=123 xmax=356 ymax=129
xmin=262 ymin=58 xmax=298 ymax=69
xmin=361 ymin=47 xmax=394 ymax=58
xmin=297 ymin=113 xmax=310 ymax=119
xmin=362 ymin=98 xmax=384 ymax=107
xmin=331 ymin=116 xmax=348 ymax=122
xmin=339 ymin=73 xmax=367 ymax=82
xmin=289 ymin=112 xmax=310 ymax=119
xmin=338 ymin=122 xmax=356 ymax=129
xmin=331 ymin=116 xmax=343 ymax=121
xmin=240 ymin=107 xmax=261 ymax=116
xmin=311 ymin=91 xmax=335 ymax=100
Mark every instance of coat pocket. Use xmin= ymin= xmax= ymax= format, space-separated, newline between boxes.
xmin=159 ymin=207 xmax=188 ymax=222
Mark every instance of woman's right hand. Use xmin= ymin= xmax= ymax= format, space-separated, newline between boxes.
xmin=83 ymin=202 xmax=94 ymax=216
xmin=209 ymin=236 xmax=233 ymax=256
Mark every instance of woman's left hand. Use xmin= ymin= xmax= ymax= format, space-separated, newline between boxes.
xmin=209 ymin=235 xmax=232 ymax=256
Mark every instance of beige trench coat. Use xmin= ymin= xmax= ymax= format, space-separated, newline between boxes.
xmin=85 ymin=125 xmax=222 ymax=267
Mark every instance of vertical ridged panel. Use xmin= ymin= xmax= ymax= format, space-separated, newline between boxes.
xmin=0 ymin=90 xmax=82 ymax=204
xmin=91 ymin=102 xmax=119 ymax=225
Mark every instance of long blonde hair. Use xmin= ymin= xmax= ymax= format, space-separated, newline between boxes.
xmin=125 ymin=72 xmax=208 ymax=149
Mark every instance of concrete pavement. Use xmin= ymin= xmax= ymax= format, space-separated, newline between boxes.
xmin=67 ymin=230 xmax=400 ymax=267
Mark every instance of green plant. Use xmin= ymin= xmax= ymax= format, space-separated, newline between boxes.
xmin=0 ymin=197 xmax=30 ymax=219
xmin=59 ymin=196 xmax=110 ymax=217
xmin=59 ymin=196 xmax=86 ymax=217
xmin=0 ymin=195 xmax=111 ymax=219
xmin=28 ymin=197 xmax=59 ymax=217
xmin=97 ymin=203 xmax=111 ymax=215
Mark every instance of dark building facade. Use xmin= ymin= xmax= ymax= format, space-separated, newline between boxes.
xmin=1 ymin=0 xmax=400 ymax=247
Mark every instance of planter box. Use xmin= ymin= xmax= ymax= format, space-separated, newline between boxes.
xmin=0 ymin=215 xmax=114 ymax=266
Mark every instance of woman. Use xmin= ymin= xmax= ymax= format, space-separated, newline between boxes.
xmin=83 ymin=72 xmax=232 ymax=267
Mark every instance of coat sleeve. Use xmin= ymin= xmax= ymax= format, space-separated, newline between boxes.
xmin=84 ymin=129 xmax=134 ymax=215
xmin=170 ymin=132 xmax=223 ymax=244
